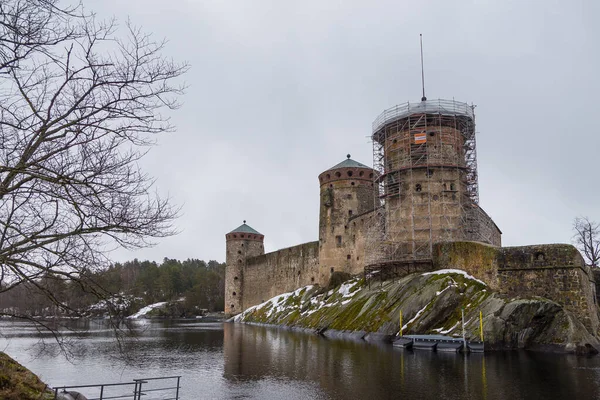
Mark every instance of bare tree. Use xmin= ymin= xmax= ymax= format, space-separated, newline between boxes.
xmin=573 ymin=216 xmax=600 ymax=267
xmin=0 ymin=0 xmax=188 ymax=341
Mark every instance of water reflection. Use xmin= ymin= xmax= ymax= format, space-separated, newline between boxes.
xmin=2 ymin=320 xmax=600 ymax=399
xmin=222 ymin=323 xmax=600 ymax=400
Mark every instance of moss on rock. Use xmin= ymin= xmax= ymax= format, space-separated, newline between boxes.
xmin=0 ymin=352 xmax=54 ymax=400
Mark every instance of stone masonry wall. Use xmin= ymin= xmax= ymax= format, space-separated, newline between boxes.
xmin=243 ymin=241 xmax=320 ymax=310
xmin=433 ymin=241 xmax=599 ymax=334
xmin=498 ymin=244 xmax=599 ymax=335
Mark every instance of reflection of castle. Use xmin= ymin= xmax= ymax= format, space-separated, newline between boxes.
xmin=225 ymin=99 xmax=501 ymax=316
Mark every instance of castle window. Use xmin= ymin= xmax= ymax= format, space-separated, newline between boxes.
xmin=233 ymin=292 xmax=237 ymax=296
xmin=237 ymin=259 xmax=242 ymax=264
xmin=326 ymin=174 xmax=330 ymax=179
xmin=330 ymin=267 xmax=334 ymax=273
xmin=336 ymin=236 xmax=342 ymax=247
xmin=234 ymin=276 xmax=238 ymax=280
xmin=415 ymin=184 xmax=422 ymax=192
xmin=426 ymin=169 xmax=434 ymax=178
xmin=429 ymin=131 xmax=436 ymax=137
xmin=231 ymin=304 xmax=235 ymax=309
xmin=348 ymin=210 xmax=353 ymax=216
xmin=329 ymin=184 xmax=333 ymax=188
xmin=535 ymin=252 xmax=545 ymax=262
xmin=357 ymin=256 xmax=360 ymax=261
xmin=311 ymin=277 xmax=315 ymax=282
xmin=344 ymin=225 xmax=348 ymax=230
xmin=369 ymin=173 xmax=373 ymax=178
xmin=359 ymin=171 xmax=364 ymax=177
xmin=347 ymin=171 xmax=353 ymax=177
xmin=335 ymin=171 xmax=341 ymax=178
xmin=233 ymin=234 xmax=237 ymax=238
xmin=450 ymin=183 xmax=456 ymax=191
xmin=393 ymin=138 xmax=397 ymax=144
xmin=351 ymin=182 xmax=355 ymax=186
xmin=347 ymin=254 xmax=351 ymax=260
xmin=238 ymin=250 xmax=241 ymax=254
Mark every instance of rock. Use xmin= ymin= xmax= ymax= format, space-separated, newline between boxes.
xmin=238 ymin=271 xmax=600 ymax=353
xmin=56 ymin=391 xmax=88 ymax=400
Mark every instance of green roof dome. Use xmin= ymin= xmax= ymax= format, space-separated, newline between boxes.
xmin=326 ymin=154 xmax=371 ymax=171
xmin=228 ymin=221 xmax=262 ymax=235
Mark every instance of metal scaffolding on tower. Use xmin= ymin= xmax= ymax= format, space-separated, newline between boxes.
xmin=364 ymin=99 xmax=490 ymax=280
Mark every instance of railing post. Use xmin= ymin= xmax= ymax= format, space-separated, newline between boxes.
xmin=54 ymin=388 xmax=58 ymax=400
xmin=99 ymin=385 xmax=104 ymax=400
xmin=176 ymin=376 xmax=181 ymax=400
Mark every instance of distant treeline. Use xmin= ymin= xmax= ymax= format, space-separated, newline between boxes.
xmin=0 ymin=258 xmax=226 ymax=317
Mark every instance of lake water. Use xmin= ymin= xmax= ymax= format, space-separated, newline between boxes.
xmin=1 ymin=319 xmax=600 ymax=399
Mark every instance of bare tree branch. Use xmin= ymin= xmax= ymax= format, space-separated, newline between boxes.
xmin=573 ymin=216 xmax=600 ymax=267
xmin=0 ymin=0 xmax=189 ymax=352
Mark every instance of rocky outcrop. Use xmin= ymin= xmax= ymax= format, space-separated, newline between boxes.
xmin=0 ymin=352 xmax=54 ymax=400
xmin=235 ymin=270 xmax=600 ymax=354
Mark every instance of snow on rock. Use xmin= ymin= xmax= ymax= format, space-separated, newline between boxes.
xmin=338 ymin=281 xmax=359 ymax=298
xmin=402 ymin=302 xmax=430 ymax=331
xmin=422 ymin=269 xmax=487 ymax=286
xmin=128 ymin=302 xmax=167 ymax=319
xmin=234 ymin=286 xmax=314 ymax=322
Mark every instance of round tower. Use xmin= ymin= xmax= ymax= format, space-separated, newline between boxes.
xmin=225 ymin=221 xmax=264 ymax=317
xmin=317 ymin=155 xmax=377 ymax=285
xmin=370 ymin=99 xmax=481 ymax=263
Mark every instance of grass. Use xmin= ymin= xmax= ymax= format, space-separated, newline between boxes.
xmin=0 ymin=352 xmax=54 ymax=400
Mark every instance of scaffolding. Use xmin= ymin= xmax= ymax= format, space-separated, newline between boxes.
xmin=365 ymin=99 xmax=489 ymax=278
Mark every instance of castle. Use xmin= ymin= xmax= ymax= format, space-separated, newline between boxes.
xmin=225 ymin=98 xmax=599 ymax=335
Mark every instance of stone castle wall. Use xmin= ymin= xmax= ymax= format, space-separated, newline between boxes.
xmin=433 ymin=242 xmax=599 ymax=334
xmin=318 ymin=164 xmax=377 ymax=286
xmin=242 ymin=241 xmax=320 ymax=310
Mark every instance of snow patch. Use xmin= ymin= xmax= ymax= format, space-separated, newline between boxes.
xmin=128 ymin=302 xmax=167 ymax=319
xmin=433 ymin=321 xmax=460 ymax=334
xmin=422 ymin=269 xmax=487 ymax=286
xmin=235 ymin=286 xmax=314 ymax=322
xmin=402 ymin=302 xmax=430 ymax=331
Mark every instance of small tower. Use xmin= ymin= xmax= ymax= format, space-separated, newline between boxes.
xmin=318 ymin=155 xmax=377 ymax=285
xmin=225 ymin=221 xmax=264 ymax=316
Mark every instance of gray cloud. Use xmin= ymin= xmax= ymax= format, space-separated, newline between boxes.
xmin=84 ymin=0 xmax=600 ymax=262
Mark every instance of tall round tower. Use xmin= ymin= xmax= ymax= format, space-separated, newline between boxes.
xmin=225 ymin=221 xmax=264 ymax=316
xmin=367 ymin=99 xmax=493 ymax=267
xmin=318 ymin=155 xmax=377 ymax=285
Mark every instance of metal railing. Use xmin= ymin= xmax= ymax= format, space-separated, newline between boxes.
xmin=372 ymin=99 xmax=475 ymax=134
xmin=53 ymin=376 xmax=181 ymax=400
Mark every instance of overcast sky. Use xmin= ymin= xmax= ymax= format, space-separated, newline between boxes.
xmin=84 ymin=0 xmax=599 ymax=263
